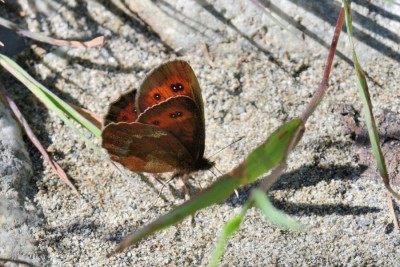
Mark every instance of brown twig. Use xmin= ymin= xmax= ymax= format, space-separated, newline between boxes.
xmin=0 ymin=17 xmax=104 ymax=48
xmin=200 ymin=42 xmax=218 ymax=68
xmin=387 ymin=192 xmax=399 ymax=230
xmin=300 ymin=7 xmax=345 ymax=122
xmin=0 ymin=85 xmax=79 ymax=195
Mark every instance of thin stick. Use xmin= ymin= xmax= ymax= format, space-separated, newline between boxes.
xmin=300 ymin=7 xmax=345 ymax=122
xmin=387 ymin=192 xmax=399 ymax=230
xmin=0 ymin=84 xmax=79 ymax=195
xmin=200 ymin=42 xmax=218 ymax=68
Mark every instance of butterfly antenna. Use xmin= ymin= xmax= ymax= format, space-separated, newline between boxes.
xmin=206 ymin=136 xmax=244 ymax=179
xmin=207 ymin=167 xmax=220 ymax=180
xmin=209 ymin=136 xmax=245 ymax=158
xmin=212 ymin=165 xmax=224 ymax=176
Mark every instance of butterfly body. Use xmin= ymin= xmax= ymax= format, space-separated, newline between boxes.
xmin=102 ymin=60 xmax=213 ymax=174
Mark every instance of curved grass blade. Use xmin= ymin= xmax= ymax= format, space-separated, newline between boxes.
xmin=208 ymin=188 xmax=303 ymax=267
xmin=107 ymin=118 xmax=304 ymax=256
xmin=208 ymin=202 xmax=251 ymax=267
xmin=0 ymin=85 xmax=79 ymax=195
xmin=252 ymin=189 xmax=303 ymax=230
xmin=343 ymin=0 xmax=399 ymax=200
xmin=300 ymin=6 xmax=345 ymax=122
xmin=0 ymin=54 xmax=102 ymax=154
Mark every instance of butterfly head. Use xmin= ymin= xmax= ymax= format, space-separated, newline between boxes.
xmin=193 ymin=157 xmax=214 ymax=172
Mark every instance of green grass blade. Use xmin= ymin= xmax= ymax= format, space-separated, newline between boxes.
xmin=208 ymin=202 xmax=251 ymax=267
xmin=0 ymin=54 xmax=101 ymax=137
xmin=208 ymin=188 xmax=304 ymax=267
xmin=252 ymin=189 xmax=303 ymax=230
xmin=0 ymin=54 xmax=103 ymax=155
xmin=342 ymin=0 xmax=399 ymax=199
xmin=108 ymin=118 xmax=304 ymax=256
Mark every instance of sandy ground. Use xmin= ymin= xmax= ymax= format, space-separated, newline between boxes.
xmin=1 ymin=0 xmax=400 ymax=266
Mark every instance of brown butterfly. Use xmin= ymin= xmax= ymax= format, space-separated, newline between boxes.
xmin=101 ymin=59 xmax=213 ymax=174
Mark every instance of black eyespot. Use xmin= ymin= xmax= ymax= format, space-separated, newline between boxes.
xmin=170 ymin=111 xmax=182 ymax=119
xmin=171 ymin=83 xmax=184 ymax=92
xmin=153 ymin=121 xmax=160 ymax=125
xmin=154 ymin=93 xmax=161 ymax=100
xmin=121 ymin=116 xmax=127 ymax=121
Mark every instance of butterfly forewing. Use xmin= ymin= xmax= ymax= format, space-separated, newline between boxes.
xmin=137 ymin=96 xmax=204 ymax=162
xmin=137 ymin=60 xmax=205 ymax=115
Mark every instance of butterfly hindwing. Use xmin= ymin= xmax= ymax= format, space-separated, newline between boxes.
xmin=104 ymin=89 xmax=138 ymax=126
xmin=102 ymin=122 xmax=193 ymax=173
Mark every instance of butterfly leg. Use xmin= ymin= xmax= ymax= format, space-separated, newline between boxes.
xmin=149 ymin=174 xmax=166 ymax=186
xmin=176 ymin=173 xmax=196 ymax=224
xmin=148 ymin=174 xmax=173 ymax=198
xmin=177 ymin=173 xmax=190 ymax=201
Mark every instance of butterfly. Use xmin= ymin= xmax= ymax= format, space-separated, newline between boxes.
xmin=101 ymin=59 xmax=213 ymax=175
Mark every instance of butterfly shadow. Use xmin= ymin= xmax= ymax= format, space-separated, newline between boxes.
xmin=282 ymin=0 xmax=400 ymax=63
xmin=193 ymin=0 xmax=282 ymax=66
xmin=26 ymin=0 xmax=167 ymax=73
xmin=45 ymin=220 xmax=132 ymax=257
